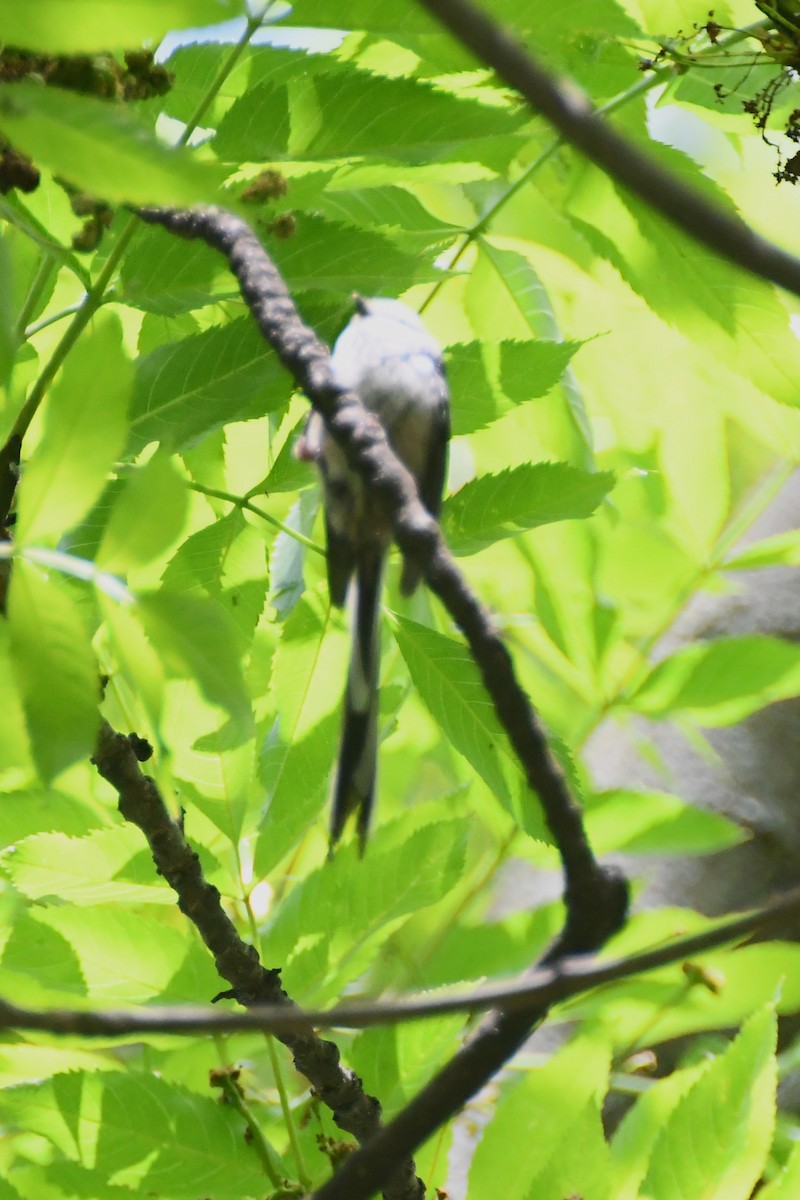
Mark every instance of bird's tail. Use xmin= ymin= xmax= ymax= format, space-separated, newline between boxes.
xmin=329 ymin=551 xmax=384 ymax=853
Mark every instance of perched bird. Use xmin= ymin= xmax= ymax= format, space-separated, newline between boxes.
xmin=297 ymin=297 xmax=450 ymax=852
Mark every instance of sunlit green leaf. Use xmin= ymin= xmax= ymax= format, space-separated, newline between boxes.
xmin=642 ymin=1006 xmax=776 ymax=1200
xmin=392 ymin=616 xmax=549 ymax=841
xmin=758 ymin=1140 xmax=800 ymax=1200
xmin=0 ymin=83 xmax=222 ymax=206
xmin=724 ymin=529 xmax=800 ymax=571
xmin=129 ymin=317 xmax=293 ymax=452
xmin=138 ymin=589 xmax=252 ymax=735
xmin=215 ymin=71 xmax=527 ymax=165
xmin=443 ymin=462 xmax=614 ymax=556
xmin=120 ymin=226 xmax=226 ymax=315
xmin=266 ymin=820 xmax=468 ymax=994
xmin=469 ymin=1035 xmax=611 ymax=1200
xmin=17 ymin=314 xmax=131 ymax=545
xmin=256 ymin=710 xmax=339 ymax=875
xmin=318 ymin=184 xmax=463 ymax=253
xmin=0 ymin=1071 xmax=269 ymax=1197
xmin=2 ymin=825 xmax=173 ymax=906
xmin=7 ymin=560 xmax=98 ymax=783
xmin=0 ymin=235 xmax=15 ymax=388
xmin=585 ymin=789 xmax=744 ymax=856
xmin=269 ymin=213 xmax=442 ymax=294
xmin=626 ymin=636 xmax=800 ymax=725
xmin=0 ymin=0 xmax=238 ymax=53
xmin=97 ymin=449 xmax=188 ymax=572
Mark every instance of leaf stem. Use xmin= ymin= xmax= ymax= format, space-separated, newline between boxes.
xmin=189 ymin=480 xmax=325 ymax=554
xmin=266 ymin=1032 xmax=312 ymax=1190
xmin=0 ymin=543 xmax=134 ymax=605
xmin=14 ymin=255 xmax=57 ymax=340
xmin=24 ymin=295 xmax=113 ymax=339
xmin=178 ymin=10 xmax=270 ymax=143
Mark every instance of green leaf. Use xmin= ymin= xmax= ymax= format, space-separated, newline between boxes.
xmin=1 ymin=1072 xmax=269 ymax=1197
xmin=266 ymin=820 xmax=468 ymax=993
xmin=268 ymin=491 xmax=321 ymax=619
xmin=468 ymin=242 xmax=594 ymax=449
xmin=500 ymin=338 xmax=584 ymax=402
xmin=99 ymin=593 xmax=164 ymax=729
xmin=566 ymin=939 xmax=800 ymax=1050
xmin=269 ymin=213 xmax=441 ymax=294
xmin=445 ymin=341 xmax=504 ymax=436
xmin=642 ymin=1006 xmax=776 ymax=1200
xmin=0 ymin=787 xmax=105 ymax=846
xmin=443 ymin=339 xmax=583 ymax=437
xmin=0 ymin=0 xmax=238 ymax=53
xmin=568 ymin=143 xmax=800 ymax=410
xmin=177 ymin=738 xmax=258 ymax=845
xmin=275 ymin=1 xmax=440 ymax=33
xmin=585 ymin=789 xmax=744 ymax=856
xmin=97 ymin=449 xmax=188 ymax=572
xmin=129 ymin=317 xmax=292 ymax=452
xmin=472 ymin=240 xmax=559 ymax=336
xmin=258 ymin=416 xmax=315 ymax=493
xmin=0 ymin=620 xmax=36 ymax=781
xmin=626 ymin=636 xmax=800 ymax=726
xmin=724 ymin=529 xmax=800 ymax=570
xmin=162 ymin=510 xmax=268 ymax=640
xmin=0 ymin=235 xmax=15 ymax=388
xmin=120 ymin=226 xmax=226 ymax=315
xmin=759 ymin=1140 xmax=800 ymax=1200
xmin=392 ymin=616 xmax=549 ymax=841
xmin=215 ymin=71 xmax=526 ymax=165
xmin=254 ymin=588 xmax=346 ymax=872
xmin=7 ymin=560 xmax=98 ymax=783
xmin=1 ymin=910 xmax=87 ymax=1003
xmin=469 ymin=1035 xmax=611 ymax=1200
xmin=348 ymin=1016 xmax=465 ymax=1118
xmin=137 ymin=589 xmax=253 ymax=736
xmin=17 ymin=313 xmax=132 ymax=545
xmin=443 ymin=463 xmax=614 ymax=556
xmin=45 ymin=1162 xmax=155 ymax=1200
xmin=611 ymin=1062 xmax=706 ymax=1200
xmin=2 ymin=826 xmax=173 ymax=906
xmin=318 ymin=184 xmax=463 ymax=253
xmin=5 ymin=906 xmax=218 ymax=1003
xmin=163 ymin=508 xmax=247 ymax=591
xmin=0 ymin=83 xmax=222 ymax=206
xmin=256 ymin=711 xmax=340 ymax=876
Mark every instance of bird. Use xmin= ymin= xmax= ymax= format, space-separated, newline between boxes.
xmin=296 ymin=297 xmax=450 ymax=853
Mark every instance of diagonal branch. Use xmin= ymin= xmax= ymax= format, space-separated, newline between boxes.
xmin=91 ymin=721 xmax=424 ymax=1200
xmin=135 ymin=204 xmax=628 ymax=958
xmin=131 ymin=203 xmax=628 ymax=1200
xmin=414 ymin=0 xmax=800 ymax=300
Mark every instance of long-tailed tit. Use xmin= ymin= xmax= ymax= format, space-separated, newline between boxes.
xmin=297 ymin=297 xmax=450 ymax=852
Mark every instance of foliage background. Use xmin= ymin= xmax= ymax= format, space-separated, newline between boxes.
xmin=1 ymin=0 xmax=800 ymax=1197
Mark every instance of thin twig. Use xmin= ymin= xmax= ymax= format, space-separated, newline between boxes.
xmin=1 ymin=883 xmax=798 ymax=1037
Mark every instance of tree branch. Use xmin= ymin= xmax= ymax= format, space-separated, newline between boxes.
xmin=91 ymin=721 xmax=423 ymax=1200
xmin=2 ymin=883 xmax=799 ymax=1037
xmin=414 ymin=0 xmax=800 ymax=300
xmin=135 ymin=204 xmax=628 ymax=958
xmin=129 ymin=204 xmax=630 ymax=1198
